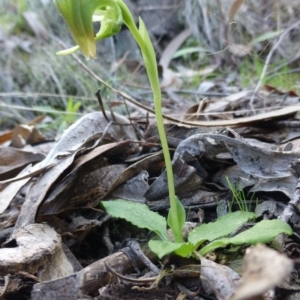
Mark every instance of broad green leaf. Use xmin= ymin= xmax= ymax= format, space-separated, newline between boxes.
xmin=199 ymin=219 xmax=293 ymax=255
xmin=167 ymin=196 xmax=186 ymax=243
xmin=188 ymin=211 xmax=256 ymax=248
xmin=102 ymin=199 xmax=168 ymax=241
xmin=149 ymin=240 xmax=194 ymax=259
xmin=228 ymin=219 xmax=293 ymax=244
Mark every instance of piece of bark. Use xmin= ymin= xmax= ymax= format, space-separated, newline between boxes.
xmin=31 ymin=244 xmax=157 ymax=299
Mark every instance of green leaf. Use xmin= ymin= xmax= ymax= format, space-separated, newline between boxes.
xmin=199 ymin=219 xmax=293 ymax=255
xmin=167 ymin=196 xmax=186 ymax=243
xmin=188 ymin=211 xmax=256 ymax=248
xmin=199 ymin=239 xmax=229 ymax=255
xmin=138 ymin=18 xmax=157 ymax=70
xmin=173 ymin=46 xmax=209 ymax=59
xmin=102 ymin=199 xmax=168 ymax=241
xmin=148 ymin=240 xmax=194 ymax=259
xmin=228 ymin=219 xmax=293 ymax=244
xmin=250 ymin=30 xmax=283 ymax=45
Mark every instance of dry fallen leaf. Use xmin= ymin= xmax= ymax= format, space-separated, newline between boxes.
xmin=0 ymin=147 xmax=45 ymax=180
xmin=0 ymin=223 xmax=73 ymax=281
xmin=146 ymin=131 xmax=300 ymax=201
xmin=228 ymin=0 xmax=245 ymax=23
xmin=201 ymin=257 xmax=240 ymax=299
xmin=228 ymin=43 xmax=253 ymax=57
xmin=0 ymin=111 xmax=137 ymax=234
xmin=10 ymin=124 xmax=46 ymax=148
xmin=230 ymin=244 xmax=294 ymax=300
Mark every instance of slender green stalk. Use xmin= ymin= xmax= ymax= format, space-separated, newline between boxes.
xmin=118 ymin=3 xmax=182 ymax=243
xmin=54 ymin=0 xmax=184 ymax=243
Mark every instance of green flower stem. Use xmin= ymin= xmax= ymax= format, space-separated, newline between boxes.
xmin=118 ymin=3 xmax=183 ymax=243
xmin=54 ymin=0 xmax=183 ymax=243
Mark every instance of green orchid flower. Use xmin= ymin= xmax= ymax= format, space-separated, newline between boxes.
xmin=54 ymin=0 xmax=185 ymax=243
xmin=54 ymin=0 xmax=122 ymax=59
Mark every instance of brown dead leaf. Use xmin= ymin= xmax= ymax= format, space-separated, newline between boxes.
xmin=0 ymin=164 xmax=51 ymax=215
xmin=10 ymin=124 xmax=46 ymax=148
xmin=0 ymin=224 xmax=73 ymax=281
xmin=145 ymin=151 xmax=203 ymax=201
xmin=40 ymin=141 xmax=139 ymax=214
xmin=13 ymin=151 xmax=78 ymax=233
xmin=228 ymin=43 xmax=253 ymax=57
xmin=8 ymin=112 xmax=136 ymax=233
xmin=229 ymin=0 xmax=245 ymax=23
xmin=230 ymin=244 xmax=293 ymax=300
xmin=201 ymin=257 xmax=240 ymax=299
xmin=0 ymin=130 xmax=13 ymax=145
xmin=108 ymin=151 xmax=164 ymax=196
xmin=111 ymin=170 xmax=149 ymax=202
xmin=264 ymin=84 xmax=299 ymax=97
xmin=0 ymin=147 xmax=45 ymax=180
xmin=0 ymin=112 xmax=136 ymax=224
xmin=146 ymin=131 xmax=300 ymax=200
xmin=0 ymin=116 xmax=46 ymax=146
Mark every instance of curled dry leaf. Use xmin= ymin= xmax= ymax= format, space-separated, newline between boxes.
xmin=10 ymin=124 xmax=46 ymax=148
xmin=144 ymin=151 xmax=203 ymax=200
xmin=0 ymin=223 xmax=73 ymax=281
xmin=216 ymin=164 xmax=297 ymax=200
xmin=0 ymin=112 xmax=137 ymax=234
xmin=145 ymin=132 xmax=299 ymax=201
xmin=111 ymin=170 xmax=149 ymax=202
xmin=0 ymin=147 xmax=45 ymax=180
xmin=12 ymin=151 xmax=78 ymax=234
xmin=228 ymin=0 xmax=245 ymax=23
xmin=230 ymin=244 xmax=294 ymax=300
xmin=201 ymin=257 xmax=240 ymax=299
xmin=40 ymin=141 xmax=135 ymax=214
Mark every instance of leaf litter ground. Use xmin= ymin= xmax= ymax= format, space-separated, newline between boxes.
xmin=1 ymin=1 xmax=300 ymax=299
xmin=1 ymin=86 xmax=300 ymax=299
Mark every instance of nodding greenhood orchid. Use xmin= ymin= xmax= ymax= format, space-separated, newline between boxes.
xmin=54 ymin=0 xmax=186 ymax=244
xmin=53 ymin=0 xmax=122 ymax=59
